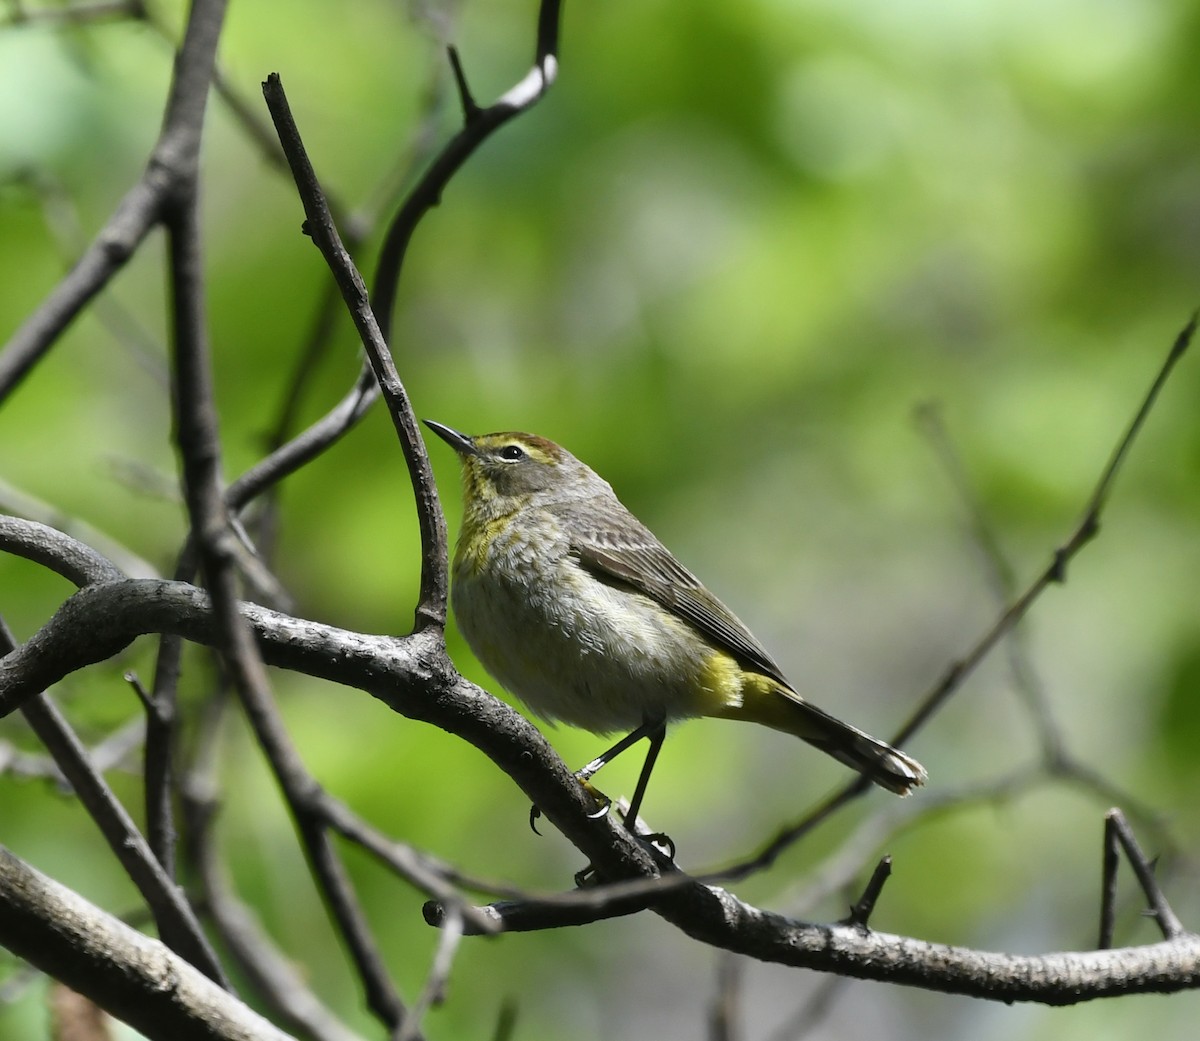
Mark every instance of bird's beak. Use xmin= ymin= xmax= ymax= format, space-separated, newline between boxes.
xmin=424 ymin=420 xmax=479 ymax=457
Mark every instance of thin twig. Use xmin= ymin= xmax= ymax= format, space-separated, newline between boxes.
xmin=212 ymin=0 xmax=562 ymax=576
xmin=0 ymin=619 xmax=226 ymax=986
xmin=0 ymin=0 xmax=229 ymax=399
xmin=123 ymin=666 xmax=178 ymax=879
xmin=261 ymin=74 xmax=448 ymax=632
xmin=180 ymin=703 xmax=366 ymax=1041
xmin=447 ymin=46 xmax=480 ymax=121
xmin=896 ymin=312 xmax=1196 ymax=747
xmin=399 ymin=908 xmax=464 ymax=1041
xmin=715 ymin=315 xmax=1196 ymax=881
xmin=914 ymin=401 xmax=1065 ymax=762
xmin=843 ymin=856 xmax=892 ymax=929
xmin=370 ymin=0 xmax=562 ymax=355
xmin=1105 ymin=808 xmax=1185 ymax=941
xmin=144 ymin=628 xmax=184 ymax=875
xmin=915 ymin=403 xmax=1176 ymax=850
xmin=1100 ymin=812 xmax=1121 ymax=949
xmin=708 ymin=953 xmax=742 ymax=1041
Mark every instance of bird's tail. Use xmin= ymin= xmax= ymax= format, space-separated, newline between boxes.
xmin=730 ymin=680 xmax=927 ymax=796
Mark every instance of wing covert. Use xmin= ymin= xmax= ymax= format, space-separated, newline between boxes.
xmin=551 ymin=498 xmax=790 ymax=686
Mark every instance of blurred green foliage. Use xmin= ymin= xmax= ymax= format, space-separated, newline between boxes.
xmin=2 ymin=0 xmax=1200 ymax=1038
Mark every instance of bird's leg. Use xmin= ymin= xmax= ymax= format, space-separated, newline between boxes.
xmin=620 ymin=720 xmax=665 ymax=834
xmin=569 ymin=720 xmax=673 ymax=886
xmin=577 ymin=716 xmax=668 ymax=835
xmin=591 ymin=718 xmax=673 ymax=855
xmin=530 ymin=717 xmax=669 ymax=840
xmin=576 ymin=717 xmax=663 ymax=784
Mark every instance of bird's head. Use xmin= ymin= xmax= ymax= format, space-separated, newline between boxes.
xmin=424 ymin=421 xmax=598 ymax=515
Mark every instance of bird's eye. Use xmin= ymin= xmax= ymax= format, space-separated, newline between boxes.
xmin=498 ymin=444 xmax=525 ymax=461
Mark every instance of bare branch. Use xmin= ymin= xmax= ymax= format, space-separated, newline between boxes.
xmin=215 ymin=0 xmax=566 ymax=570
xmin=894 ymin=313 xmax=1195 ymax=748
xmin=1100 ymin=811 xmax=1121 ymax=950
xmin=0 ymin=845 xmax=298 ymax=1041
xmin=165 ymin=173 xmax=414 ymax=1028
xmin=1105 ymin=808 xmax=1185 ymax=941
xmin=261 ymin=74 xmax=448 ymax=632
xmin=3 ymin=523 xmax=1200 ymax=1003
xmin=447 ymin=46 xmax=481 ymax=122
xmin=712 ymin=315 xmax=1196 ymax=880
xmin=0 ymin=514 xmax=125 ymax=587
xmin=656 ymin=883 xmax=1200 ymax=1004
xmin=0 ymin=618 xmax=224 ymax=985
xmin=182 ymin=749 xmax=366 ymax=1041
xmin=0 ymin=0 xmax=230 ymax=399
xmin=422 ymin=873 xmax=680 ymax=935
xmin=400 ymin=908 xmax=464 ymax=1041
xmin=20 ymin=693 xmax=225 ymax=982
xmin=135 ymin=655 xmax=181 ymax=879
xmin=371 ymin=0 xmax=562 ymax=356
xmin=161 ymin=177 xmax=417 ymax=1025
xmin=842 ymin=856 xmax=892 ymax=930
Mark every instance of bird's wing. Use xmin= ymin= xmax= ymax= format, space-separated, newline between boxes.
xmin=549 ymin=497 xmax=791 ymax=686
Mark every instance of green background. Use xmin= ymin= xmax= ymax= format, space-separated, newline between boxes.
xmin=2 ymin=0 xmax=1200 ymax=1037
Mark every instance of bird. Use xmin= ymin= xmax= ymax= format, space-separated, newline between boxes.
xmin=425 ymin=420 xmax=926 ymax=833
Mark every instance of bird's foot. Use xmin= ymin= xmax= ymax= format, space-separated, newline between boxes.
xmin=613 ymin=798 xmax=676 ymax=862
xmin=572 ymin=825 xmax=676 ymax=889
xmin=635 ymin=829 xmax=676 ymax=862
xmin=577 ymin=775 xmax=613 ymax=817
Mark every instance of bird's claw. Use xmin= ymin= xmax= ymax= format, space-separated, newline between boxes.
xmin=572 ymin=827 xmax=676 ymax=889
xmin=529 ymin=775 xmax=613 ymax=835
xmin=640 ymin=829 xmax=676 ymax=862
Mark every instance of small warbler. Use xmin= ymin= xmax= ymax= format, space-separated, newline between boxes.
xmin=426 ymin=421 xmax=926 ymax=828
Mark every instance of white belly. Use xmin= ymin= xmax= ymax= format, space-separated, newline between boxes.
xmin=452 ymin=530 xmax=711 ymax=734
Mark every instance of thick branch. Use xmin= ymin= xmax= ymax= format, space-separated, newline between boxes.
xmin=3 ymin=552 xmax=1199 ymax=1004
xmin=18 ymin=691 xmax=226 ymax=985
xmin=0 ymin=558 xmax=665 ymax=876
xmin=0 ymin=846 xmax=297 ymax=1041
xmin=652 ymin=884 xmax=1200 ymax=1005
